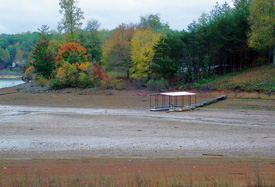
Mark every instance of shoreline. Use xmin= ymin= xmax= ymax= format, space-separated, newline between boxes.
xmin=0 ymin=74 xmax=22 ymax=79
xmin=0 ymin=105 xmax=274 ymax=159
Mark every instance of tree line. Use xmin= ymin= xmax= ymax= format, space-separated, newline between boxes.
xmin=0 ymin=0 xmax=274 ymax=90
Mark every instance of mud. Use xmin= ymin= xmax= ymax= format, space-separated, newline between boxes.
xmin=0 ymin=105 xmax=274 ymax=159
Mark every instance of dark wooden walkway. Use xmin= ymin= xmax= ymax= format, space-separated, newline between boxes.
xmin=195 ymin=95 xmax=227 ymax=107
xmin=0 ymin=91 xmax=17 ymax=96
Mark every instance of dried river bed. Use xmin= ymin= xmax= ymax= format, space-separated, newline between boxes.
xmin=0 ymin=105 xmax=274 ymax=159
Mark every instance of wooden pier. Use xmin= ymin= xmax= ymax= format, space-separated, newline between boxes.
xmin=150 ymin=92 xmax=227 ymax=112
xmin=0 ymin=91 xmax=17 ymax=96
xmin=195 ymin=95 xmax=227 ymax=108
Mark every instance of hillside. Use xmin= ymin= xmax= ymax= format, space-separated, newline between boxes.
xmin=201 ymin=64 xmax=275 ymax=94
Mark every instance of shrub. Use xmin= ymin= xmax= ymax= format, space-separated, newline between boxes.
xmin=133 ymin=78 xmax=147 ymax=89
xmin=114 ymin=79 xmax=128 ymax=90
xmin=22 ymin=66 xmax=36 ymax=83
xmin=84 ymin=62 xmax=107 ymax=87
xmin=56 ymin=61 xmax=78 ymax=87
xmin=147 ymin=79 xmax=168 ymax=91
xmin=100 ymin=74 xmax=112 ymax=89
xmin=77 ymin=72 xmax=92 ymax=88
xmin=147 ymin=79 xmax=155 ymax=90
xmin=49 ymin=78 xmax=63 ymax=89
xmin=35 ymin=76 xmax=49 ymax=87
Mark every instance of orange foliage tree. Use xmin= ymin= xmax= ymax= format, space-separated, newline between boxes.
xmin=101 ymin=24 xmax=136 ymax=77
xmin=55 ymin=42 xmax=89 ymax=68
xmin=51 ymin=42 xmax=109 ymax=89
xmin=22 ymin=66 xmax=36 ymax=83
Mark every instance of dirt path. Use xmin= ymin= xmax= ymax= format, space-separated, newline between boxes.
xmin=0 ymin=105 xmax=274 ymax=159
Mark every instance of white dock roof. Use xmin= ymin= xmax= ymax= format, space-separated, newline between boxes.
xmin=160 ymin=91 xmax=197 ymax=96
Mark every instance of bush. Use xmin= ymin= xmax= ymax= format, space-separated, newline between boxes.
xmin=22 ymin=66 xmax=36 ymax=83
xmin=56 ymin=61 xmax=78 ymax=87
xmin=113 ymin=79 xmax=128 ymax=90
xmin=100 ymin=75 xmax=112 ymax=89
xmin=35 ymin=76 xmax=49 ymax=87
xmin=133 ymin=78 xmax=147 ymax=89
xmin=77 ymin=72 xmax=92 ymax=88
xmin=147 ymin=79 xmax=168 ymax=91
xmin=49 ymin=78 xmax=63 ymax=89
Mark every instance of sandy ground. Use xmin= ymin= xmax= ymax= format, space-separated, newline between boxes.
xmin=0 ymin=105 xmax=274 ymax=159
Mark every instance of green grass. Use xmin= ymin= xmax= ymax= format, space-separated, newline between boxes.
xmin=201 ymin=65 xmax=275 ymax=94
xmin=107 ymin=71 xmax=128 ymax=79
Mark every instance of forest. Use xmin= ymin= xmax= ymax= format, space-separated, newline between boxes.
xmin=0 ymin=0 xmax=274 ymax=91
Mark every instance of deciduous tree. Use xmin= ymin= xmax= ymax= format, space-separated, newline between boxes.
xmin=0 ymin=48 xmax=10 ymax=69
xmin=58 ymin=0 xmax=84 ymax=41
xmin=130 ymin=28 xmax=162 ymax=80
xmin=248 ymin=0 xmax=275 ymax=66
xmin=85 ymin=19 xmax=101 ymax=32
xmin=55 ymin=42 xmax=88 ymax=67
xmin=102 ymin=24 xmax=136 ymax=76
xmin=15 ymin=47 xmax=23 ymax=63
xmin=139 ymin=14 xmax=169 ymax=32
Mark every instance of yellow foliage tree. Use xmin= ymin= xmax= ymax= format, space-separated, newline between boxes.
xmin=56 ymin=61 xmax=78 ymax=87
xmin=248 ymin=0 xmax=275 ymax=66
xmin=130 ymin=28 xmax=162 ymax=80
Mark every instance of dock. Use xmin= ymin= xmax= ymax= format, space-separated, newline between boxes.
xmin=195 ymin=95 xmax=227 ymax=108
xmin=0 ymin=91 xmax=18 ymax=96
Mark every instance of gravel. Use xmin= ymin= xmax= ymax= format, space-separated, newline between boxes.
xmin=0 ymin=105 xmax=274 ymax=159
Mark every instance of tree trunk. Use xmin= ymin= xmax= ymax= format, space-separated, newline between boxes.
xmin=273 ymin=43 xmax=275 ymax=67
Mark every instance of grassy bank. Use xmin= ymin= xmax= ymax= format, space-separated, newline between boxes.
xmin=201 ymin=65 xmax=275 ymax=94
xmin=1 ymin=158 xmax=274 ymax=187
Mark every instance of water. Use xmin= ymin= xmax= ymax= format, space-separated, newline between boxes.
xmin=0 ymin=79 xmax=25 ymax=89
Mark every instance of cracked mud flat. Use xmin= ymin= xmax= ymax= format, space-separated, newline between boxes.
xmin=0 ymin=105 xmax=274 ymax=159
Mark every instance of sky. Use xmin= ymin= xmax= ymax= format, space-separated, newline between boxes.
xmin=0 ymin=0 xmax=233 ymax=34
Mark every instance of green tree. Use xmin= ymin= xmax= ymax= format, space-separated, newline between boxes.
xmin=179 ymin=1 xmax=254 ymax=83
xmin=58 ymin=0 xmax=84 ymax=41
xmin=32 ymin=41 xmax=55 ymax=78
xmin=152 ymin=31 xmax=184 ymax=81
xmin=81 ymin=31 xmax=102 ymax=62
xmin=38 ymin=25 xmax=51 ymax=42
xmin=77 ymin=20 xmax=103 ymax=63
xmin=15 ymin=47 xmax=23 ymax=63
xmin=139 ymin=14 xmax=169 ymax=32
xmin=248 ymin=0 xmax=275 ymax=66
xmin=48 ymin=40 xmax=64 ymax=58
xmin=85 ymin=19 xmax=100 ymax=32
xmin=0 ymin=48 xmax=10 ymax=69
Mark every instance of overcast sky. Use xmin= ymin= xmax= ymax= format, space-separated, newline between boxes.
xmin=0 ymin=0 xmax=233 ymax=34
